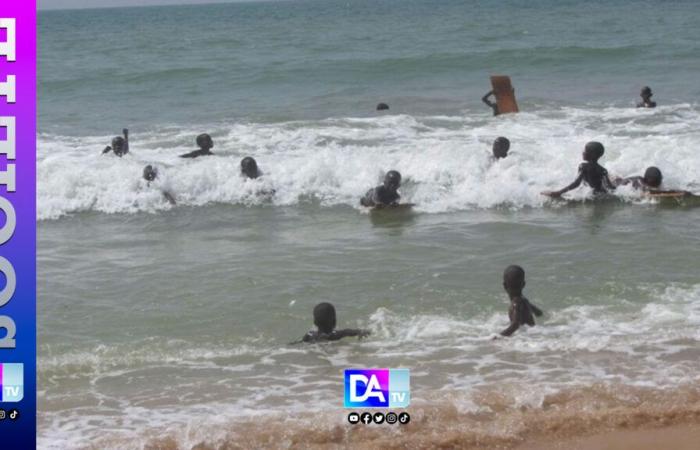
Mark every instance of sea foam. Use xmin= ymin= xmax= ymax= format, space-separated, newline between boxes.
xmin=38 ymin=104 xmax=700 ymax=220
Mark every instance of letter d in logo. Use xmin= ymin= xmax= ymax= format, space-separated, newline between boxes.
xmin=344 ymin=369 xmax=389 ymax=408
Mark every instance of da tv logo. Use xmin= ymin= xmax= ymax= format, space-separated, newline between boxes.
xmin=0 ymin=363 xmax=23 ymax=402
xmin=344 ymin=369 xmax=409 ymax=408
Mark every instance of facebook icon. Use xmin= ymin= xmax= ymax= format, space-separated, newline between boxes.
xmin=343 ymin=368 xmax=410 ymax=408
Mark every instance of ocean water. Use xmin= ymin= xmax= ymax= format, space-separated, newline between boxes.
xmin=37 ymin=1 xmax=700 ymax=449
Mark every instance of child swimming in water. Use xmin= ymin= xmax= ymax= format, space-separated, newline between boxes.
xmin=614 ymin=166 xmax=663 ymax=191
xmin=295 ymin=302 xmax=370 ymax=343
xmin=499 ymin=265 xmax=543 ymax=337
xmin=542 ymin=141 xmax=616 ymax=198
xmin=142 ymin=165 xmax=176 ymax=205
xmin=180 ymin=133 xmax=214 ymax=158
xmin=101 ymin=128 xmax=129 ymax=157
xmin=240 ymin=156 xmax=261 ymax=179
xmin=360 ymin=170 xmax=402 ymax=207
xmin=491 ymin=136 xmax=510 ymax=160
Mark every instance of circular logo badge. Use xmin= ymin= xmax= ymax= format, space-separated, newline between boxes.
xmin=372 ymin=412 xmax=385 ymax=424
xmin=347 ymin=412 xmax=360 ymax=424
xmin=385 ymin=412 xmax=398 ymax=424
xmin=398 ymin=412 xmax=411 ymax=425
xmin=360 ymin=412 xmax=373 ymax=425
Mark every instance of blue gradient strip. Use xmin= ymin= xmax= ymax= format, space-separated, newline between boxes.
xmin=0 ymin=0 xmax=36 ymax=447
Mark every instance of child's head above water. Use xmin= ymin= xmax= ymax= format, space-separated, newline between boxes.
xmin=196 ymin=133 xmax=214 ymax=150
xmin=383 ymin=170 xmax=402 ymax=191
xmin=583 ymin=141 xmax=605 ymax=162
xmin=492 ymin=137 xmax=510 ymax=159
xmin=503 ymin=265 xmax=526 ymax=296
xmin=240 ymin=156 xmax=259 ymax=179
xmin=643 ymin=166 xmax=663 ymax=188
xmin=313 ymin=302 xmax=337 ymax=334
xmin=111 ymin=136 xmax=125 ymax=153
xmin=142 ymin=165 xmax=157 ymax=182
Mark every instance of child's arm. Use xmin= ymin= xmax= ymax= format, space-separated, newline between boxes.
xmin=122 ymin=128 xmax=129 ymax=154
xmin=529 ymin=302 xmax=543 ymax=317
xmin=482 ymin=91 xmax=496 ymax=108
xmin=360 ymin=188 xmax=376 ymax=207
xmin=500 ymin=321 xmax=519 ymax=337
xmin=163 ymin=191 xmax=176 ymax=205
xmin=102 ymin=146 xmax=112 ymax=155
xmin=543 ymin=168 xmax=584 ymax=197
xmin=289 ymin=331 xmax=315 ymax=344
xmin=335 ymin=329 xmax=371 ymax=339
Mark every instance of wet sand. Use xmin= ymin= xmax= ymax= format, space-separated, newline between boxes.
xmin=516 ymin=424 xmax=700 ymax=450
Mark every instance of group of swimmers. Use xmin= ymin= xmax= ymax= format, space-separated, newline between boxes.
xmin=101 ymin=130 xmax=264 ymax=205
xmin=295 ymin=263 xmax=542 ymax=342
xmin=102 ymin=84 xmax=684 ymax=341
xmin=357 ymin=138 xmax=676 ymax=209
xmin=482 ymin=85 xmax=658 ymax=116
xmin=102 ymin=131 xmax=679 ymax=211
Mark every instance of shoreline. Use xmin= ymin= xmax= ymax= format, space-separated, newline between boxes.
xmin=516 ymin=424 xmax=700 ymax=450
xmin=76 ymin=382 xmax=700 ymax=450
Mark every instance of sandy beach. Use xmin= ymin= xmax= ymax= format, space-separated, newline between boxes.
xmin=517 ymin=424 xmax=700 ymax=450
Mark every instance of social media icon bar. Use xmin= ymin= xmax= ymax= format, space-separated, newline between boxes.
xmin=360 ymin=412 xmax=372 ymax=424
xmin=0 ymin=363 xmax=24 ymax=402
xmin=347 ymin=411 xmax=410 ymax=426
xmin=343 ymin=368 xmax=410 ymax=408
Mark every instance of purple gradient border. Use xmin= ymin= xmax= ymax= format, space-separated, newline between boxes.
xmin=0 ymin=1 xmax=36 ymax=448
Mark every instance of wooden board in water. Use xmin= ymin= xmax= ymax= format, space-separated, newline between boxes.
xmin=490 ymin=75 xmax=519 ymax=114
xmin=645 ymin=191 xmax=692 ymax=199
xmin=370 ymin=203 xmax=415 ymax=212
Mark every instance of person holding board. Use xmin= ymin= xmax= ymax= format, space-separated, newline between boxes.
xmin=482 ymin=76 xmax=519 ymax=116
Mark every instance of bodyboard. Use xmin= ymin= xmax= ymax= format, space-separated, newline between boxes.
xmin=645 ymin=191 xmax=692 ymax=199
xmin=370 ymin=203 xmax=415 ymax=211
xmin=490 ymin=75 xmax=519 ymax=114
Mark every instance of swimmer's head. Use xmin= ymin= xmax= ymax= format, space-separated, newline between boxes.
xmin=641 ymin=86 xmax=653 ymax=98
xmin=142 ymin=165 xmax=157 ymax=182
xmin=383 ymin=170 xmax=402 ymax=191
xmin=196 ymin=133 xmax=214 ymax=150
xmin=376 ymin=103 xmax=389 ymax=111
xmin=240 ymin=156 xmax=259 ymax=179
xmin=112 ymin=136 xmax=126 ymax=156
xmin=643 ymin=166 xmax=663 ymax=188
xmin=503 ymin=265 xmax=526 ymax=296
xmin=583 ymin=141 xmax=604 ymax=162
xmin=313 ymin=302 xmax=336 ymax=334
xmin=492 ymin=137 xmax=511 ymax=159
